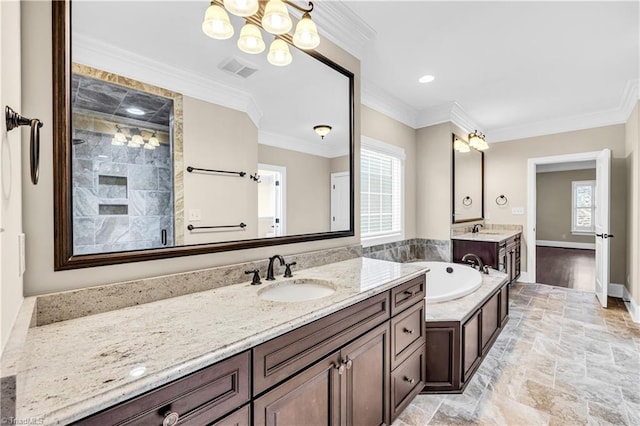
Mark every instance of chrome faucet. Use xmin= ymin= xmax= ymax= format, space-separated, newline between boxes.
xmin=472 ymin=224 xmax=484 ymax=233
xmin=461 ymin=253 xmax=489 ymax=274
xmin=266 ymin=255 xmax=285 ymax=280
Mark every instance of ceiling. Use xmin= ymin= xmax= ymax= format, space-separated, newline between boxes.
xmin=341 ymin=1 xmax=639 ymax=141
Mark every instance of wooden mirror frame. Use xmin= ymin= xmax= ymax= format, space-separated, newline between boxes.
xmin=451 ymin=133 xmax=485 ymax=224
xmin=52 ymin=1 xmax=355 ymax=270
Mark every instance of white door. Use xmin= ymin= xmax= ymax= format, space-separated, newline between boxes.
xmin=257 ymin=164 xmax=286 ymax=237
xmin=331 ymin=172 xmax=350 ymax=231
xmin=594 ymin=149 xmax=612 ymax=308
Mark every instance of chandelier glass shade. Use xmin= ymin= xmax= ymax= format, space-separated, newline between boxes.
xmin=202 ymin=0 xmax=320 ymax=66
xmin=313 ymin=124 xmax=332 ymax=139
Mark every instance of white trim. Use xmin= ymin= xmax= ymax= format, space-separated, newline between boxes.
xmin=623 ymin=286 xmax=640 ymax=323
xmin=608 ymin=283 xmax=624 ymax=299
xmin=527 ymin=150 xmax=606 ymax=285
xmin=416 ymin=102 xmax=480 ymax=135
xmin=361 ymin=135 xmax=407 ymax=160
xmin=361 ymin=79 xmax=418 ymax=129
xmin=361 ymin=232 xmax=404 ymax=248
xmin=518 ymin=271 xmax=533 ymax=283
xmin=259 ymin=130 xmax=347 ymax=159
xmin=536 ymin=160 xmax=596 ymax=173
xmin=536 ymin=240 xmax=595 ymax=250
xmin=73 ymin=34 xmax=263 ymax=128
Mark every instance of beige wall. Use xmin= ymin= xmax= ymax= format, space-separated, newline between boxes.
xmin=361 ymin=106 xmax=417 ymax=239
xmin=258 ymin=145 xmax=331 ymax=235
xmin=486 ymin=125 xmax=627 ymax=284
xmin=536 ymin=169 xmax=596 ymax=244
xmin=330 ymin=155 xmax=349 ymax=174
xmin=625 ymin=102 xmax=639 ymax=305
xmin=183 ymin=97 xmax=259 ymax=244
xmin=1 ymin=0 xmax=24 ymax=352
xmin=20 ymin=1 xmax=360 ymax=296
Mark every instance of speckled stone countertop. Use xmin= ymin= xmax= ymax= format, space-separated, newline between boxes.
xmin=12 ymin=258 xmax=427 ymax=425
xmin=426 ymin=269 xmax=508 ymax=322
xmin=450 ymin=230 xmax=521 ymax=243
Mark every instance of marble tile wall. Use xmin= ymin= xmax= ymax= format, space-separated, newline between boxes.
xmin=362 ymin=239 xmax=451 ymax=263
xmin=72 ymin=129 xmax=174 ymax=255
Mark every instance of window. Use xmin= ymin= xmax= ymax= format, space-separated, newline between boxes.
xmin=572 ymin=180 xmax=596 ymax=234
xmin=360 ymin=136 xmax=405 ymax=246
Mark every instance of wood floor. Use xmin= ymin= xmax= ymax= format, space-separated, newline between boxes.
xmin=536 ymin=246 xmax=595 ymax=291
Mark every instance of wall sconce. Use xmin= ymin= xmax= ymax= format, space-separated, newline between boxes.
xmin=453 ymin=137 xmax=470 ymax=152
xmin=202 ymin=0 xmax=320 ymax=67
xmin=313 ymin=124 xmax=331 ymax=139
xmin=468 ymin=130 xmax=489 ymax=151
xmin=111 ymin=125 xmax=158 ymax=150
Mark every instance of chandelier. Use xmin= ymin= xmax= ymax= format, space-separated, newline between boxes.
xmin=111 ymin=126 xmax=160 ymax=150
xmin=202 ymin=0 xmax=320 ymax=67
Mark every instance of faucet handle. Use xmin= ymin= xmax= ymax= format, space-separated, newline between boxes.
xmin=245 ymin=269 xmax=262 ymax=285
xmin=284 ymin=262 xmax=297 ymax=278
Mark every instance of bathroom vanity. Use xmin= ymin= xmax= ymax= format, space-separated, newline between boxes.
xmin=8 ymin=258 xmax=427 ymax=426
xmin=452 ymin=231 xmax=521 ymax=284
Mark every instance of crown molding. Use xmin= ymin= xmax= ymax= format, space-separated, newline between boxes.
xmin=72 ymin=34 xmax=263 ymax=127
xmin=361 ymin=79 xmax=419 ymax=128
xmin=312 ymin=1 xmax=377 ymax=60
xmin=415 ymin=102 xmax=479 ymax=135
xmin=259 ymin=130 xmax=348 ymax=159
xmin=620 ymin=79 xmax=640 ymax=121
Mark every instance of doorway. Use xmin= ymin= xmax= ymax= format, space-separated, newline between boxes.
xmin=330 ymin=172 xmax=350 ymax=232
xmin=257 ymin=164 xmax=286 ymax=238
xmin=527 ymin=149 xmax=612 ymax=307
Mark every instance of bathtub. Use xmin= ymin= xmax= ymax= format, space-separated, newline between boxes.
xmin=412 ymin=261 xmax=482 ymax=303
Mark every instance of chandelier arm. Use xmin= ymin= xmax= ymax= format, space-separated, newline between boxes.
xmin=282 ymin=1 xmax=313 ymax=14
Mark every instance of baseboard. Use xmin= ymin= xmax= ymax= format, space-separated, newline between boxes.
xmin=623 ymin=286 xmax=640 ymax=323
xmin=536 ymin=240 xmax=595 ymax=250
xmin=518 ymin=271 xmax=533 ymax=283
xmin=609 ymin=283 xmax=624 ymax=298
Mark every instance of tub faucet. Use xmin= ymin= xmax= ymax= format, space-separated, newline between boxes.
xmin=472 ymin=224 xmax=484 ymax=233
xmin=461 ymin=253 xmax=489 ymax=274
xmin=266 ymin=255 xmax=285 ymax=280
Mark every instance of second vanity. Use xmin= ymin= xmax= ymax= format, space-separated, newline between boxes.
xmin=10 ymin=258 xmax=428 ymax=425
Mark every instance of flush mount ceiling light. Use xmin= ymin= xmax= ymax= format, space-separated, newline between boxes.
xmin=418 ymin=75 xmax=435 ymax=84
xmin=126 ymin=107 xmax=145 ymax=116
xmin=202 ymin=0 xmax=320 ymax=66
xmin=468 ymin=130 xmax=489 ymax=151
xmin=314 ymin=124 xmax=331 ymax=139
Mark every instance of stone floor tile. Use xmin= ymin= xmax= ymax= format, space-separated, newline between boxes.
xmin=587 ymin=400 xmax=631 ymax=425
xmin=554 ymin=375 xmax=622 ymax=406
xmin=474 ymin=392 xmax=551 ymax=426
xmin=393 ymin=404 xmax=430 ymax=426
xmin=516 ymin=379 xmax=589 ymax=424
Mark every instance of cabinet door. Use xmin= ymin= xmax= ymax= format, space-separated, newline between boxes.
xmin=500 ymin=284 xmax=509 ymax=326
xmin=253 ymin=352 xmax=341 ymax=426
xmin=481 ymin=292 xmax=500 ymax=355
xmin=462 ymin=311 xmax=481 ymax=382
xmin=341 ymin=323 xmax=390 ymax=426
xmin=424 ymin=322 xmax=460 ymax=392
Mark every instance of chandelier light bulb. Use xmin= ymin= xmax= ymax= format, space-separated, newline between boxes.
xmin=223 ymin=0 xmax=259 ymax=17
xmin=237 ymin=22 xmax=266 ymax=54
xmin=267 ymin=38 xmax=293 ymax=66
xmin=293 ymin=12 xmax=320 ymax=50
xmin=262 ymin=0 xmax=293 ymax=35
xmin=202 ymin=2 xmax=234 ymax=40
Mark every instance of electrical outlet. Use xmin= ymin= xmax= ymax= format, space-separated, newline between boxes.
xmin=189 ymin=209 xmax=202 ymax=221
xmin=512 ymin=207 xmax=525 ymax=215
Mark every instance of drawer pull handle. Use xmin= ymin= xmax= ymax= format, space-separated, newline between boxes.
xmin=403 ymin=327 xmax=415 ymax=334
xmin=163 ymin=411 xmax=180 ymax=426
xmin=403 ymin=290 xmax=416 ymax=298
xmin=332 ymin=362 xmax=345 ymax=375
xmin=404 ymin=377 xmax=416 ymax=384
xmin=343 ymin=358 xmax=353 ymax=370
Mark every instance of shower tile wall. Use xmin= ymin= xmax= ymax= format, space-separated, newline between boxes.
xmin=72 ymin=129 xmax=174 ymax=254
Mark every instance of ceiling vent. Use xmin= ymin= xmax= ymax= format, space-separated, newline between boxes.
xmin=218 ymin=57 xmax=259 ymax=79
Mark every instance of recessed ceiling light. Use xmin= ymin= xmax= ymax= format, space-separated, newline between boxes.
xmin=126 ymin=107 xmax=145 ymax=116
xmin=419 ymin=75 xmax=435 ymax=84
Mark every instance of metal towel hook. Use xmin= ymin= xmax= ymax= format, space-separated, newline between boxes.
xmin=5 ymin=106 xmax=43 ymax=184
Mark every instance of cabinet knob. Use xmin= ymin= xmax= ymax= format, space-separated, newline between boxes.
xmin=403 ymin=327 xmax=415 ymax=334
xmin=343 ymin=358 xmax=353 ymax=370
xmin=163 ymin=411 xmax=180 ymax=426
xmin=333 ymin=362 xmax=345 ymax=375
xmin=404 ymin=377 xmax=415 ymax=384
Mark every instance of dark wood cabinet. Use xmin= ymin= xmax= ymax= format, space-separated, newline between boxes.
xmin=423 ymin=277 xmax=509 ymax=394
xmin=453 ymin=233 xmax=521 ymax=284
xmin=212 ymin=405 xmax=251 ymax=426
xmin=390 ymin=344 xmax=426 ymax=420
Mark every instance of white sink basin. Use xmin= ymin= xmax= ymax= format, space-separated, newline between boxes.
xmin=258 ymin=279 xmax=336 ymax=302
xmin=477 ymin=231 xmax=503 ymax=235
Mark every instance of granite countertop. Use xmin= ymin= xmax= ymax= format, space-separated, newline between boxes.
xmin=12 ymin=258 xmax=427 ymax=425
xmin=451 ymin=230 xmax=521 ymax=243
xmin=426 ymin=269 xmax=508 ymax=322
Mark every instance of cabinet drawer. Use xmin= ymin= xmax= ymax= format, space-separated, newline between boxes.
xmin=211 ymin=404 xmax=250 ymax=426
xmin=390 ymin=344 xmax=425 ymax=421
xmin=253 ymin=291 xmax=390 ymax=396
xmin=74 ymin=351 xmax=250 ymax=426
xmin=390 ymin=301 xmax=425 ymax=369
xmin=390 ymin=275 xmax=425 ymax=316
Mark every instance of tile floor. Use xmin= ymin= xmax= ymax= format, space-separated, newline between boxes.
xmin=394 ymin=283 xmax=640 ymax=425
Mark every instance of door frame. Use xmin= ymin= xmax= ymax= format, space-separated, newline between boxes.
xmin=258 ymin=163 xmax=286 ymax=237
xmin=526 ymin=150 xmax=609 ymax=287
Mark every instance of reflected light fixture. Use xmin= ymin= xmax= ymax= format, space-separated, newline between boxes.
xmin=314 ymin=124 xmax=331 ymax=140
xmin=418 ymin=75 xmax=435 ymax=84
xmin=468 ymin=130 xmax=489 ymax=151
xmin=111 ymin=125 xmax=127 ymax=146
xmin=202 ymin=0 xmax=320 ymax=66
xmin=111 ymin=126 xmax=158 ymax=150
xmin=148 ymin=132 xmax=160 ymax=147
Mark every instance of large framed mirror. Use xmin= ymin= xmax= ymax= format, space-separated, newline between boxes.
xmin=451 ymin=134 xmax=484 ymax=223
xmin=53 ymin=1 xmax=354 ymax=270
